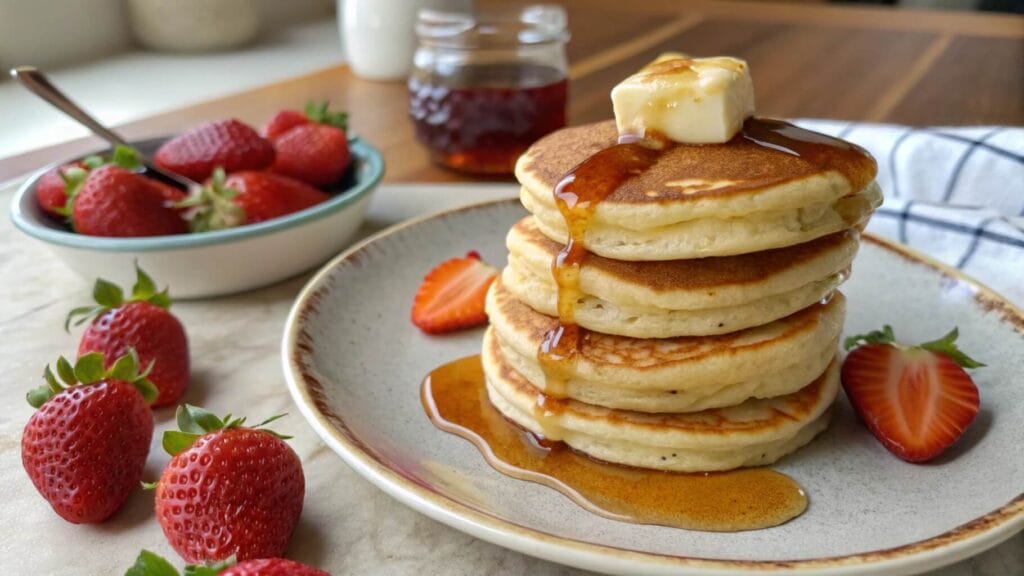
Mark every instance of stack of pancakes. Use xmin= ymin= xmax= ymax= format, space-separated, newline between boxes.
xmin=483 ymin=119 xmax=880 ymax=472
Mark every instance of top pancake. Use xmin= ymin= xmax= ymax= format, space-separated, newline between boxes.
xmin=516 ymin=119 xmax=878 ymax=229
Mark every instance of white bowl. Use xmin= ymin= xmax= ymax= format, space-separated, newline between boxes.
xmin=10 ymin=136 xmax=384 ymax=298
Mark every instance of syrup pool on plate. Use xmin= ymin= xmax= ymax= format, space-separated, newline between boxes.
xmin=422 ymin=355 xmax=809 ymax=532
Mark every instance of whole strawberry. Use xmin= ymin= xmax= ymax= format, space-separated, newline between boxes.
xmin=155 ymin=119 xmax=275 ymax=182
xmin=125 ymin=550 xmax=330 ymax=576
xmin=842 ymin=325 xmax=983 ymax=463
xmin=180 ymin=169 xmax=328 ymax=231
xmin=35 ymin=146 xmax=139 ymax=219
xmin=68 ymin=266 xmax=190 ymax=407
xmin=22 ymin=351 xmax=157 ymax=524
xmin=152 ymin=405 xmax=305 ymax=563
xmin=73 ymin=165 xmax=188 ymax=237
xmin=268 ymin=101 xmax=351 ymax=187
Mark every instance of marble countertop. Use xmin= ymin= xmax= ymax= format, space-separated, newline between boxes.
xmin=0 ymin=180 xmax=1019 ymax=575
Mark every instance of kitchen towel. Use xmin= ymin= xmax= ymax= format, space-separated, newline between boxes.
xmin=796 ymin=120 xmax=1023 ymax=305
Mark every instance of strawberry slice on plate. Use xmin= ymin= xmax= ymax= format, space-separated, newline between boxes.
xmin=841 ymin=325 xmax=984 ymax=463
xmin=412 ymin=251 xmax=498 ymax=334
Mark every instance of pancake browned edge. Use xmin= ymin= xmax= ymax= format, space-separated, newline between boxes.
xmin=504 ymin=216 xmax=856 ymax=337
xmin=482 ymin=327 xmax=840 ymax=472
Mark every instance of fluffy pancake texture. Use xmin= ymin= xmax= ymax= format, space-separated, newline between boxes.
xmin=482 ymin=330 xmax=840 ymax=472
xmin=504 ymin=216 xmax=856 ymax=337
xmin=516 ymin=119 xmax=880 ymax=260
xmin=485 ymin=278 xmax=844 ymax=411
xmin=522 ymin=181 xmax=880 ymax=260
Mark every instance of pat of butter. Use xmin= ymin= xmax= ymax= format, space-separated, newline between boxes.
xmin=611 ymin=54 xmax=755 ymax=144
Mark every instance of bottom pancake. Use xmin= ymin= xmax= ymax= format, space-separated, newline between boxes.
xmin=482 ymin=331 xmax=839 ymax=473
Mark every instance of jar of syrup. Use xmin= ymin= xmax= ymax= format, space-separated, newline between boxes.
xmin=409 ymin=5 xmax=569 ymax=175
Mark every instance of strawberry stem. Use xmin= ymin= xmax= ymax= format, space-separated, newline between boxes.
xmin=304 ymin=100 xmax=348 ymax=131
xmin=27 ymin=349 xmax=158 ymax=408
xmin=65 ymin=264 xmax=171 ymax=331
xmin=844 ymin=324 xmax=985 ymax=369
xmin=163 ymin=404 xmax=292 ymax=456
xmin=176 ymin=168 xmax=246 ymax=232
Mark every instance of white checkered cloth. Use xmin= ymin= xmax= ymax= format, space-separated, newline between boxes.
xmin=796 ymin=120 xmax=1024 ymax=305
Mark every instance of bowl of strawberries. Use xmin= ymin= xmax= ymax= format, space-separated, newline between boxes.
xmin=10 ymin=103 xmax=384 ymax=298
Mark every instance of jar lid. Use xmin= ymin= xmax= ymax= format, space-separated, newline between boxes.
xmin=416 ymin=4 xmax=569 ymax=48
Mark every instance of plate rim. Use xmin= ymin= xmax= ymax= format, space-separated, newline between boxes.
xmin=281 ymin=198 xmax=1024 ymax=576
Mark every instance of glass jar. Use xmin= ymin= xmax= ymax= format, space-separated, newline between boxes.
xmin=409 ymin=5 xmax=569 ymax=175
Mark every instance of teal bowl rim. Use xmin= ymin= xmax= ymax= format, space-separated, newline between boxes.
xmin=10 ymin=137 xmax=385 ymax=252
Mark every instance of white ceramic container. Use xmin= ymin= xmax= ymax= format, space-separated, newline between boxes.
xmin=10 ymin=137 xmax=384 ymax=299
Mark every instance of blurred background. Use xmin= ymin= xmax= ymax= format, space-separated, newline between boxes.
xmin=0 ymin=0 xmax=1021 ymax=179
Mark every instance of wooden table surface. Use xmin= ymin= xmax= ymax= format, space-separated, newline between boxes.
xmin=1 ymin=0 xmax=1021 ymax=182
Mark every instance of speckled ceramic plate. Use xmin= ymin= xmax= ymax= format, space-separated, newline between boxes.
xmin=282 ymin=199 xmax=1023 ymax=576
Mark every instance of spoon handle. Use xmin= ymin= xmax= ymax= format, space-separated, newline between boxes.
xmin=10 ymin=66 xmax=131 ymax=148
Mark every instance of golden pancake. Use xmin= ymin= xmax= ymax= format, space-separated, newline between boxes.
xmin=516 ymin=119 xmax=880 ymax=259
xmin=504 ymin=216 xmax=855 ymax=337
xmin=482 ymin=329 xmax=840 ymax=472
xmin=485 ymin=278 xmax=844 ymax=412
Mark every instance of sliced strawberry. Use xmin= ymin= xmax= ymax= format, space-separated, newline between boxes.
xmin=841 ymin=326 xmax=983 ymax=463
xmin=412 ymin=251 xmax=498 ymax=334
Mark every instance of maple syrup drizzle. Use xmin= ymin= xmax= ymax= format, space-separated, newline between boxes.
xmin=536 ymin=134 xmax=667 ymax=425
xmin=422 ymin=356 xmax=808 ymax=532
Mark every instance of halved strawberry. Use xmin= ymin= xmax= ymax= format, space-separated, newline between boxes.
xmin=841 ymin=325 xmax=983 ymax=463
xmin=411 ymin=251 xmax=498 ymax=334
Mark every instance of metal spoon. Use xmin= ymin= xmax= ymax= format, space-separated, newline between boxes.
xmin=9 ymin=65 xmax=198 ymax=190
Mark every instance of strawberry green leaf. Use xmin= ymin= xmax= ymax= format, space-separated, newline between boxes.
xmin=81 ymin=155 xmax=105 ymax=170
xmin=56 ymin=356 xmax=77 ymax=385
xmin=141 ymin=481 xmax=158 ymax=490
xmin=178 ymin=404 xmax=225 ymax=434
xmin=109 ymin=349 xmax=140 ymax=381
xmin=124 ymin=549 xmax=180 ymax=576
xmin=45 ymin=364 xmax=63 ymax=391
xmin=919 ymin=327 xmax=986 ymax=369
xmin=149 ymin=289 xmax=172 ymax=310
xmin=111 ymin=145 xmax=142 ymax=170
xmin=843 ymin=325 xmax=896 ymax=351
xmin=182 ymin=557 xmax=234 ymax=576
xmin=134 ymin=378 xmax=159 ymax=404
xmin=27 ymin=385 xmax=54 ymax=409
xmin=74 ymin=352 xmax=107 ymax=384
xmin=254 ymin=413 xmax=288 ymax=428
xmin=132 ymin=264 xmax=158 ymax=301
xmin=163 ymin=430 xmax=203 ymax=456
xmin=93 ymin=278 xmax=125 ymax=308
xmin=178 ymin=168 xmax=245 ymax=232
xmin=65 ymin=305 xmax=102 ymax=332
xmin=305 ymin=100 xmax=348 ymax=130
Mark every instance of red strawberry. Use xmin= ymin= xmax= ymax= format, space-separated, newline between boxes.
xmin=36 ymin=146 xmax=145 ymax=219
xmin=412 ymin=251 xmax=498 ymax=334
xmin=68 ymin=266 xmax=190 ymax=408
xmin=22 ymin=351 xmax=156 ymax=523
xmin=152 ymin=406 xmax=305 ymax=563
xmin=841 ymin=325 xmax=983 ymax=463
xmin=36 ymin=162 xmax=87 ymax=218
xmin=220 ymin=559 xmax=330 ymax=576
xmin=72 ymin=165 xmax=188 ymax=237
xmin=150 ymin=178 xmax=188 ymax=205
xmin=263 ymin=109 xmax=309 ymax=141
xmin=267 ymin=101 xmax=350 ymax=187
xmin=181 ymin=169 xmax=329 ymax=231
xmin=155 ymin=119 xmax=275 ymax=182
xmin=271 ymin=124 xmax=351 ymax=187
